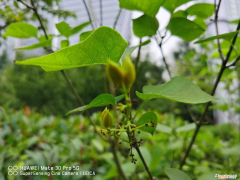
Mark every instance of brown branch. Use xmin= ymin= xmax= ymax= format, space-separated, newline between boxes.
xmin=180 ymin=19 xmax=240 ymax=170
xmin=214 ymin=0 xmax=225 ymax=61
xmin=82 ymin=0 xmax=94 ymax=29
xmin=226 ymin=56 xmax=240 ymax=68
xmin=135 ymin=38 xmax=142 ymax=70
xmin=113 ymin=9 xmax=122 ymax=29
xmin=16 ymin=0 xmax=34 ymax=10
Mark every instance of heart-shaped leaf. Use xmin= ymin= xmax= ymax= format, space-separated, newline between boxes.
xmin=119 ymin=0 xmax=165 ymax=16
xmin=194 ymin=30 xmax=240 ymax=44
xmin=66 ymin=94 xmax=124 ymax=115
xmin=133 ymin=14 xmax=159 ymax=38
xmin=137 ymin=112 xmax=157 ymax=135
xmin=15 ymin=26 xmax=128 ymax=71
xmin=80 ymin=30 xmax=94 ymax=41
xmin=168 ymin=18 xmax=205 ymax=42
xmin=165 ymin=169 xmax=192 ymax=180
xmin=136 ymin=76 xmax=216 ymax=104
xmin=4 ymin=22 xmax=38 ymax=39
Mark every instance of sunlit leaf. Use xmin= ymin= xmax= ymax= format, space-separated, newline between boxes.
xmin=136 ymin=76 xmax=216 ymax=104
xmin=168 ymin=18 xmax=205 ymax=42
xmin=4 ymin=22 xmax=38 ymax=39
xmin=16 ymin=39 xmax=52 ymax=50
xmin=119 ymin=0 xmax=166 ymax=16
xmin=171 ymin=10 xmax=188 ymax=18
xmin=165 ymin=169 xmax=192 ymax=180
xmin=70 ymin=21 xmax=91 ymax=36
xmin=80 ymin=30 xmax=94 ymax=41
xmin=133 ymin=14 xmax=159 ymax=38
xmin=156 ymin=124 xmax=172 ymax=134
xmin=186 ymin=3 xmax=214 ymax=19
xmin=66 ymin=94 xmax=124 ymax=115
xmin=56 ymin=21 xmax=71 ymax=38
xmin=60 ymin=40 xmax=69 ymax=48
xmin=163 ymin=0 xmax=192 ymax=13
xmin=15 ymin=27 xmax=128 ymax=71
xmin=137 ymin=112 xmax=157 ymax=135
xmin=194 ymin=30 xmax=240 ymax=44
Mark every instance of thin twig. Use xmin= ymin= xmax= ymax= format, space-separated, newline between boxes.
xmin=226 ymin=56 xmax=240 ymax=68
xmin=113 ymin=9 xmax=122 ymax=29
xmin=82 ymin=0 xmax=94 ymax=29
xmin=180 ymin=19 xmax=240 ymax=170
xmin=135 ymin=38 xmax=142 ymax=70
xmin=214 ymin=0 xmax=225 ymax=61
xmin=16 ymin=0 xmax=33 ymax=10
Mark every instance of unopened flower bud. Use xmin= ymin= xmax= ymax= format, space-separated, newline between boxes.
xmin=101 ymin=108 xmax=114 ymax=128
xmin=122 ymin=56 xmax=136 ymax=89
xmin=107 ymin=60 xmax=125 ymax=85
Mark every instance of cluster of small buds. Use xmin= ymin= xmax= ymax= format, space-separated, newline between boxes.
xmin=128 ymin=139 xmax=143 ymax=164
xmin=145 ymin=120 xmax=155 ymax=127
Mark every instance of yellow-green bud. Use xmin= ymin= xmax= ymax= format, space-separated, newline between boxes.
xmin=101 ymin=108 xmax=114 ymax=128
xmin=122 ymin=56 xmax=136 ymax=89
xmin=107 ymin=60 xmax=125 ymax=85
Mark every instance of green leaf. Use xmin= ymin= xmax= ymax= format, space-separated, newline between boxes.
xmin=133 ymin=14 xmax=159 ymax=38
xmin=186 ymin=3 xmax=214 ymax=19
xmin=194 ymin=30 xmax=240 ymax=44
xmin=66 ymin=94 xmax=124 ymax=115
xmin=171 ymin=10 xmax=188 ymax=18
xmin=4 ymin=22 xmax=38 ymax=39
xmin=119 ymin=0 xmax=166 ymax=16
xmin=56 ymin=21 xmax=71 ymax=38
xmin=16 ymin=39 xmax=52 ymax=50
xmin=209 ymin=104 xmax=228 ymax=111
xmin=176 ymin=123 xmax=196 ymax=133
xmin=136 ymin=76 xmax=216 ymax=104
xmin=230 ymin=19 xmax=240 ymax=24
xmin=61 ymin=40 xmax=69 ymax=49
xmin=194 ymin=18 xmax=207 ymax=30
xmin=80 ymin=30 xmax=94 ymax=41
xmin=221 ymin=144 xmax=240 ymax=156
xmin=121 ymin=40 xmax=150 ymax=63
xmin=165 ymin=169 xmax=192 ymax=180
xmin=15 ymin=27 xmax=128 ymax=71
xmin=163 ymin=0 xmax=192 ymax=13
xmin=156 ymin=124 xmax=172 ymax=134
xmin=137 ymin=112 xmax=157 ymax=135
xmin=168 ymin=18 xmax=205 ymax=42
xmin=69 ymin=21 xmax=91 ymax=36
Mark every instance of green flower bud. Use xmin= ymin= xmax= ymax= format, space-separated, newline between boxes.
xmin=101 ymin=108 xmax=114 ymax=128
xmin=107 ymin=60 xmax=125 ymax=85
xmin=122 ymin=56 xmax=136 ymax=89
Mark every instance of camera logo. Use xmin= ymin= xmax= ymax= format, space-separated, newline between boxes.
xmin=8 ymin=166 xmax=18 ymax=176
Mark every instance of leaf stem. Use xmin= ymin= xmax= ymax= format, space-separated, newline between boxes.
xmin=132 ymin=101 xmax=146 ymax=121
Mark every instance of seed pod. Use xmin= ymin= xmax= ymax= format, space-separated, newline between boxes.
xmin=107 ymin=60 xmax=125 ymax=85
xmin=122 ymin=56 xmax=136 ymax=89
xmin=101 ymin=108 xmax=114 ymax=128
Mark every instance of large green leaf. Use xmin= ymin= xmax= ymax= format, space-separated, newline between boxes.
xmin=15 ymin=26 xmax=128 ymax=71
xmin=66 ymin=94 xmax=124 ymax=115
xmin=168 ymin=18 xmax=205 ymax=42
xmin=16 ymin=39 xmax=52 ymax=50
xmin=194 ymin=30 xmax=240 ymax=44
xmin=136 ymin=76 xmax=216 ymax=104
xmin=133 ymin=14 xmax=159 ymax=38
xmin=186 ymin=3 xmax=214 ymax=19
xmin=137 ymin=112 xmax=157 ymax=135
xmin=163 ymin=0 xmax=192 ymax=13
xmin=118 ymin=0 xmax=166 ymax=16
xmin=4 ymin=22 xmax=38 ymax=39
xmin=165 ymin=169 xmax=192 ymax=180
